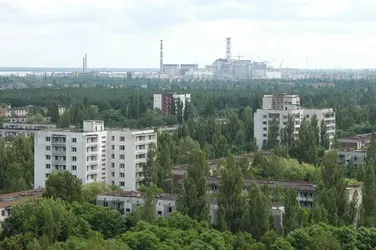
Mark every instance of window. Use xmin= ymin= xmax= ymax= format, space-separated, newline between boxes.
xmin=120 ymin=181 xmax=125 ymax=186
xmin=103 ymin=201 xmax=108 ymax=207
xmin=45 ymin=146 xmax=50 ymax=151
xmin=1 ymin=210 xmax=5 ymax=216
xmin=136 ymin=154 xmax=145 ymax=159
xmin=120 ymin=154 xmax=125 ymax=159
xmin=45 ymin=173 xmax=50 ymax=178
xmin=45 ymin=155 xmax=50 ymax=160
xmin=111 ymin=136 xmax=115 ymax=141
xmin=111 ymin=181 xmax=115 ymax=185
xmin=120 ymin=173 xmax=125 ymax=177
xmin=111 ymin=145 xmax=115 ymax=150
xmin=263 ymin=115 xmax=267 ymax=118
xmin=263 ymin=127 xmax=267 ymax=131
xmin=120 ymin=136 xmax=125 ymax=141
xmin=72 ymin=147 xmax=77 ymax=152
xmin=157 ymin=211 xmax=162 ymax=215
xmin=45 ymin=164 xmax=50 ymax=169
xmin=111 ymin=163 xmax=115 ymax=168
xmin=72 ymin=165 xmax=77 ymax=170
xmin=72 ymin=156 xmax=77 ymax=161
xmin=120 ymin=163 xmax=125 ymax=168
xmin=45 ymin=136 xmax=50 ymax=141
xmin=72 ymin=138 xmax=77 ymax=143
xmin=120 ymin=145 xmax=125 ymax=150
xmin=168 ymin=207 xmax=172 ymax=213
xmin=111 ymin=154 xmax=115 ymax=159
xmin=111 ymin=172 xmax=115 ymax=177
xmin=126 ymin=208 xmax=130 ymax=212
xmin=262 ymin=121 xmax=267 ymax=125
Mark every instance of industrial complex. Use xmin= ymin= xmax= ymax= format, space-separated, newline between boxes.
xmin=158 ymin=37 xmax=284 ymax=81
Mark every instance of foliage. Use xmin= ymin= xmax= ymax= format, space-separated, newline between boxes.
xmin=43 ymin=171 xmax=83 ymax=203
xmin=0 ymin=137 xmax=34 ymax=193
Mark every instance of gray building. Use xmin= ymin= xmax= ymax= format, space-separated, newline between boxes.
xmin=337 ymin=150 xmax=367 ymax=167
xmin=96 ymin=190 xmax=285 ymax=231
xmin=206 ymin=176 xmax=361 ymax=210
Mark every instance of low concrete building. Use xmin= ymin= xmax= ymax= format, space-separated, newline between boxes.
xmin=0 ymin=123 xmax=56 ymax=139
xmin=96 ymin=190 xmax=284 ymax=231
xmin=0 ymin=189 xmax=44 ymax=223
xmin=337 ymin=150 xmax=367 ymax=167
xmin=207 ymin=176 xmax=362 ymax=210
xmin=338 ymin=133 xmax=372 ymax=150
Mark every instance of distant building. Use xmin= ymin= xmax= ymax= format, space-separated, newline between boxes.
xmin=153 ymin=93 xmax=191 ymax=116
xmin=34 ymin=120 xmax=157 ymax=190
xmin=0 ymin=123 xmax=56 ymax=139
xmin=338 ymin=133 xmax=372 ymax=150
xmin=254 ymin=94 xmax=335 ymax=149
xmin=337 ymin=150 xmax=367 ymax=167
xmin=0 ymin=189 xmax=44 ymax=223
xmin=96 ymin=190 xmax=284 ymax=231
xmin=207 ymin=176 xmax=362 ymax=211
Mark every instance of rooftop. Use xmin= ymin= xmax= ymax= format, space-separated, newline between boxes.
xmin=99 ymin=190 xmax=178 ymax=201
xmin=0 ymin=189 xmax=44 ymax=208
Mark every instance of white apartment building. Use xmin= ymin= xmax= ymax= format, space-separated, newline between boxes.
xmin=153 ymin=93 xmax=191 ymax=116
xmin=34 ymin=120 xmax=157 ymax=190
xmin=254 ymin=94 xmax=335 ymax=149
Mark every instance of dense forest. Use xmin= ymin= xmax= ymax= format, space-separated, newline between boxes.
xmin=4 ymin=77 xmax=376 ymax=248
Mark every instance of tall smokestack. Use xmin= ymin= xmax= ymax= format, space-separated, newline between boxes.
xmin=160 ymin=40 xmax=163 ymax=74
xmin=226 ymin=37 xmax=232 ymax=60
xmin=83 ymin=57 xmax=85 ymax=73
xmin=84 ymin=53 xmax=87 ymax=70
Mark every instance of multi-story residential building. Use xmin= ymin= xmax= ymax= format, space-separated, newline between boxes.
xmin=96 ymin=190 xmax=284 ymax=231
xmin=34 ymin=120 xmax=157 ymax=190
xmin=254 ymin=94 xmax=335 ymax=149
xmin=0 ymin=123 xmax=56 ymax=139
xmin=153 ymin=93 xmax=191 ymax=116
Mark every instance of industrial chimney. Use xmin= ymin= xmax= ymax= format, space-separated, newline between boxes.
xmin=226 ymin=37 xmax=232 ymax=60
xmin=160 ymin=40 xmax=164 ymax=74
xmin=84 ymin=53 xmax=88 ymax=70
xmin=83 ymin=57 xmax=85 ymax=73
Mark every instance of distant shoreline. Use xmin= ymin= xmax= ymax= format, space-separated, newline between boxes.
xmin=0 ymin=67 xmax=159 ymax=72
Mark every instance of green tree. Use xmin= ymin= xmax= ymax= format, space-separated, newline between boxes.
xmin=1 ymin=198 xmax=89 ymax=243
xmin=293 ymin=119 xmax=318 ymax=164
xmin=47 ymin=100 xmax=60 ymax=123
xmin=267 ymin=118 xmax=279 ymax=150
xmin=282 ymin=189 xmax=299 ymax=235
xmin=43 ymin=171 xmax=82 ymax=203
xmin=280 ymin=114 xmax=295 ymax=150
xmin=367 ymin=132 xmax=376 ymax=163
xmin=320 ymin=120 xmax=330 ymax=149
xmin=241 ymin=182 xmax=271 ymax=240
xmin=217 ymin=155 xmax=245 ymax=233
xmin=177 ymin=149 xmax=209 ymax=222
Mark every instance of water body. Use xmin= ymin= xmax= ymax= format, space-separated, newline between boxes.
xmin=0 ymin=67 xmax=159 ymax=75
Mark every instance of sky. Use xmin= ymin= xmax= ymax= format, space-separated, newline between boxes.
xmin=0 ymin=0 xmax=376 ymax=69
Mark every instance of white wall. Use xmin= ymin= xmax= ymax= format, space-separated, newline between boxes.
xmin=153 ymin=94 xmax=162 ymax=110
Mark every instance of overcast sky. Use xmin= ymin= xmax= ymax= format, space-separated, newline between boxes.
xmin=0 ymin=0 xmax=375 ymax=69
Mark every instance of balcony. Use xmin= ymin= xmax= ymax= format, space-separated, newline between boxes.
xmin=51 ymin=150 xmax=66 ymax=156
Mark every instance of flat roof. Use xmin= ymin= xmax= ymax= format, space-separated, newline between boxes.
xmin=0 ymin=189 xmax=44 ymax=208
xmin=99 ymin=190 xmax=177 ymax=201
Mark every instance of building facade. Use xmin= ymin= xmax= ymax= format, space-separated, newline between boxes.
xmin=254 ymin=94 xmax=335 ymax=149
xmin=34 ymin=120 xmax=157 ymax=190
xmin=0 ymin=123 xmax=56 ymax=139
xmin=153 ymin=93 xmax=191 ymax=116
xmin=96 ymin=190 xmax=284 ymax=231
